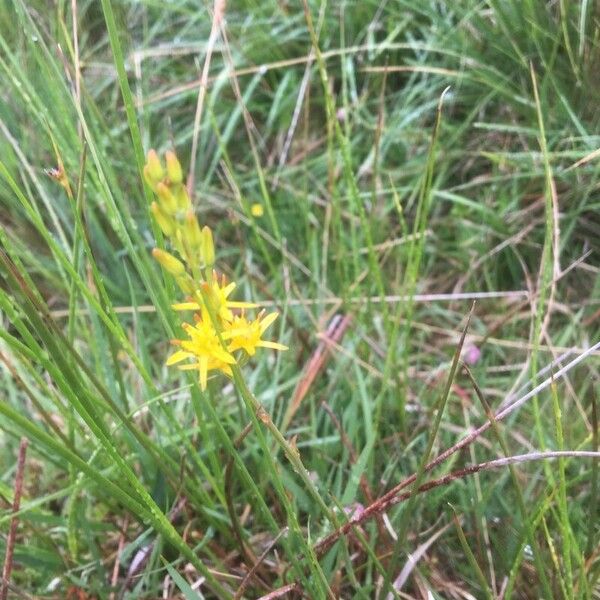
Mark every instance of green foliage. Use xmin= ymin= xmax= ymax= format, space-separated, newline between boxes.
xmin=1 ymin=0 xmax=599 ymax=597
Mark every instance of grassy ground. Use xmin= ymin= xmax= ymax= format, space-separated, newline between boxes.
xmin=1 ymin=1 xmax=599 ymax=598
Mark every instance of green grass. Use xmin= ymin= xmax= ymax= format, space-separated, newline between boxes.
xmin=1 ymin=0 xmax=599 ymax=598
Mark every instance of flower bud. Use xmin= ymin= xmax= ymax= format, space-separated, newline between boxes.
xmin=174 ymin=184 xmax=191 ymax=212
xmin=165 ymin=151 xmax=183 ymax=185
xmin=201 ymin=226 xmax=215 ymax=267
xmin=155 ymin=182 xmax=179 ymax=215
xmin=145 ymin=149 xmax=164 ymax=182
xmin=150 ymin=202 xmax=176 ymax=237
xmin=169 ymin=228 xmax=182 ymax=256
xmin=176 ymin=275 xmax=195 ymax=293
xmin=152 ymin=248 xmax=186 ymax=276
xmin=182 ymin=210 xmax=202 ymax=248
xmin=143 ymin=166 xmax=157 ymax=192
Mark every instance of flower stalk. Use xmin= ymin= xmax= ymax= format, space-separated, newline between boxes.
xmin=145 ymin=149 xmax=342 ymax=558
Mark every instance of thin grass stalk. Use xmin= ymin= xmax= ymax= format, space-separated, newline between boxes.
xmin=528 ymin=63 xmax=558 ymax=467
xmin=302 ymin=0 xmax=387 ymax=306
xmin=65 ymin=143 xmax=87 ymax=345
xmin=449 ymin=506 xmax=494 ymax=600
xmin=0 ymin=254 xmax=192 ymax=494
xmin=326 ymin=488 xmax=396 ymax=596
xmin=210 ymin=119 xmax=279 ymax=277
xmin=551 ymin=380 xmax=574 ymax=597
xmin=0 ymin=398 xmax=231 ymax=596
xmin=0 ymin=349 xmax=73 ymax=447
xmin=229 ymin=366 xmax=337 ymax=598
xmin=462 ymin=365 xmax=554 ymax=598
xmin=380 ymin=304 xmax=473 ymax=598
xmin=183 ymin=282 xmax=336 ymax=593
xmin=185 ymin=378 xmax=318 ymax=593
xmin=0 ymin=438 xmax=28 ymax=600
xmin=0 ymin=314 xmax=230 ymax=597
xmin=99 ymin=0 xmax=153 ymax=209
xmin=0 ymin=159 xmax=169 ymax=392
xmin=219 ymin=23 xmax=282 ymax=244
xmin=374 ymin=88 xmax=448 ymax=436
xmin=586 ymin=390 xmax=598 ymax=558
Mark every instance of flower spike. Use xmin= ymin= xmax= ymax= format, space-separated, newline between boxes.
xmin=145 ymin=149 xmax=287 ymax=390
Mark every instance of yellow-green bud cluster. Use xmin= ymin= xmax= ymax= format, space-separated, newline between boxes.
xmin=145 ymin=150 xmax=215 ymax=289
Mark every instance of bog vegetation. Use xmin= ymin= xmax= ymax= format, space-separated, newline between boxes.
xmin=0 ymin=1 xmax=599 ymax=598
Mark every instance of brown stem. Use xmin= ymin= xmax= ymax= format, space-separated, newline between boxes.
xmin=314 ymin=340 xmax=600 ymax=555
xmin=314 ymin=450 xmax=600 ymax=556
xmin=1 ymin=437 xmax=28 ymax=600
xmin=233 ymin=528 xmax=288 ymax=600
xmin=109 ymin=517 xmax=129 ymax=600
xmin=257 ymin=583 xmax=301 ymax=600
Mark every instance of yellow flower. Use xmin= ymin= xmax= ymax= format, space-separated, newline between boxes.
xmin=172 ymin=273 xmax=257 ymax=322
xmin=147 ymin=149 xmax=288 ymax=390
xmin=167 ymin=319 xmax=236 ymax=390
xmin=166 ymin=307 xmax=287 ymax=390
xmin=223 ymin=311 xmax=288 ymax=357
xmin=250 ymin=203 xmax=264 ymax=217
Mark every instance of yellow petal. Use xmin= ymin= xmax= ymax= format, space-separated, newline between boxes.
xmin=221 ymin=326 xmax=252 ymax=339
xmin=259 ymin=312 xmax=279 ymax=334
xmin=220 ymin=281 xmax=234 ymax=297
xmin=179 ymin=341 xmax=199 ymax=353
xmin=172 ymin=302 xmax=201 ymax=311
xmin=258 ymin=341 xmax=288 ymax=351
xmin=182 ymin=210 xmax=202 ymax=247
xmin=214 ymin=347 xmax=237 ymax=364
xmin=145 ymin=149 xmax=164 ymax=182
xmin=151 ymin=202 xmax=176 ymax=237
xmin=219 ymin=364 xmax=233 ymax=377
xmin=201 ymin=226 xmax=215 ymax=267
xmin=155 ymin=182 xmax=179 ymax=214
xmin=166 ymin=350 xmax=193 ymax=366
xmin=178 ymin=363 xmax=200 ymax=371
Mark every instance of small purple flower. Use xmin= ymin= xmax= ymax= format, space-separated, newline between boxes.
xmin=343 ymin=502 xmax=365 ymax=522
xmin=463 ymin=344 xmax=481 ymax=365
